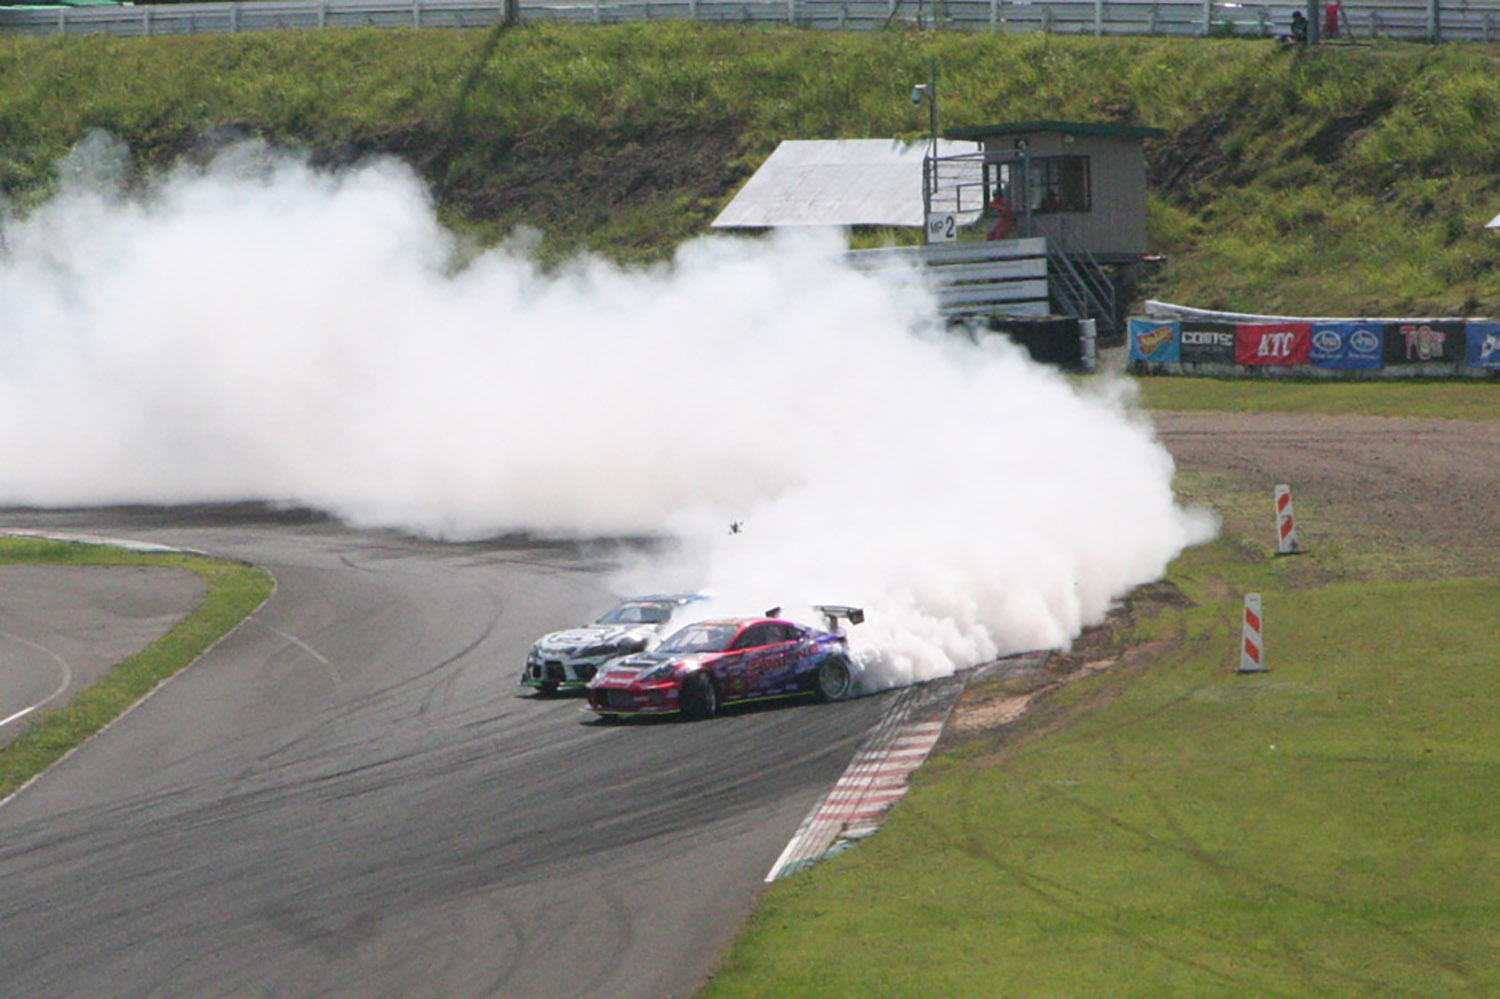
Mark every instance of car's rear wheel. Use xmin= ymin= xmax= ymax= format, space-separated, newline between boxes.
xmin=679 ymin=672 xmax=717 ymax=721
xmin=814 ymin=655 xmax=853 ymax=702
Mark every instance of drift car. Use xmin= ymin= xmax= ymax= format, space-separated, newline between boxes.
xmin=522 ymin=594 xmax=704 ymax=695
xmin=585 ymin=606 xmax=863 ymax=721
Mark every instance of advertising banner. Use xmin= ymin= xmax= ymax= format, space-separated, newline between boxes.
xmin=1465 ymin=321 xmax=1500 ymax=370
xmin=1384 ymin=321 xmax=1465 ymax=365
xmin=1130 ymin=318 xmax=1180 ymax=362
xmin=1179 ymin=321 xmax=1237 ymax=364
xmin=1235 ymin=323 xmax=1310 ymax=365
xmin=1309 ymin=322 xmax=1383 ymax=370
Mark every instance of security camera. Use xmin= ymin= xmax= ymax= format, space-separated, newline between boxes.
xmin=910 ymin=85 xmax=925 ymax=104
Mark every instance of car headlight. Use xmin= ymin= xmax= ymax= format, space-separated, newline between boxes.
xmin=638 ymin=663 xmax=678 ymax=684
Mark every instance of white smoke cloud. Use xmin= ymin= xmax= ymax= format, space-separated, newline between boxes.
xmin=0 ymin=137 xmax=1216 ymax=687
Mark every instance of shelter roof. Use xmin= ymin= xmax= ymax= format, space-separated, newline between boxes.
xmin=711 ymin=138 xmax=980 ymax=229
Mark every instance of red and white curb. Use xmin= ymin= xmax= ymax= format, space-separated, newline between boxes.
xmin=766 ymin=650 xmax=1049 ymax=881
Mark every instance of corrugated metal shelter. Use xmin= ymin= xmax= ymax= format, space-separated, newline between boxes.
xmin=711 ymin=138 xmax=981 ymax=229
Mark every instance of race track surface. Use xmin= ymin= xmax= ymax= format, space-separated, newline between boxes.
xmin=0 ymin=507 xmax=891 ymax=999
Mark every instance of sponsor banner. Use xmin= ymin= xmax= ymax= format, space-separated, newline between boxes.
xmin=1309 ymin=322 xmax=1383 ymax=370
xmin=1235 ymin=323 xmax=1310 ymax=365
xmin=1466 ymin=321 xmax=1500 ymax=370
xmin=1179 ymin=321 xmax=1237 ymax=364
xmin=1130 ymin=318 xmax=1180 ymax=362
xmin=1384 ymin=321 xmax=1465 ymax=364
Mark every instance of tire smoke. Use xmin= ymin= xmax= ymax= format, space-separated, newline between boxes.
xmin=0 ymin=139 xmax=1216 ymax=686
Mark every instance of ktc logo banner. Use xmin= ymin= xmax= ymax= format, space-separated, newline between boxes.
xmin=1465 ymin=321 xmax=1500 ymax=370
xmin=1309 ymin=322 xmax=1383 ymax=370
xmin=1384 ymin=321 xmax=1465 ymax=364
xmin=1236 ymin=323 xmax=1310 ymax=365
xmin=1129 ymin=318 xmax=1180 ymax=362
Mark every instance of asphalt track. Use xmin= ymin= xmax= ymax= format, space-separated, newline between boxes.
xmin=0 ymin=506 xmax=892 ymax=999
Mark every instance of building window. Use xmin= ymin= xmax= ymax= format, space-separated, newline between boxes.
xmin=1032 ymin=155 xmax=1090 ymax=213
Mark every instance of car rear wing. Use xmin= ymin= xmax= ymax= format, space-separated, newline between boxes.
xmin=813 ymin=605 xmax=865 ymax=633
xmin=762 ymin=604 xmax=865 ymax=634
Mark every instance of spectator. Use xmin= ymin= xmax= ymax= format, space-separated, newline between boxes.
xmin=1283 ymin=9 xmax=1309 ymax=44
xmin=1324 ymin=0 xmax=1341 ymax=37
xmin=985 ymin=189 xmax=1016 ymax=240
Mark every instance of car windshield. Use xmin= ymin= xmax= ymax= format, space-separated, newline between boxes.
xmin=597 ymin=601 xmax=675 ymax=625
xmin=656 ymin=623 xmax=740 ymax=654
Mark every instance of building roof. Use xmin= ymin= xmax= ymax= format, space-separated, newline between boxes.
xmin=711 ymin=138 xmax=981 ymax=229
xmin=943 ymin=119 xmax=1166 ymax=142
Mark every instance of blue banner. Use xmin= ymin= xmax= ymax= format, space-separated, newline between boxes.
xmin=1129 ymin=318 xmax=1180 ymax=362
xmin=1466 ymin=321 xmax=1500 ymax=370
xmin=1309 ymin=322 xmax=1383 ymax=370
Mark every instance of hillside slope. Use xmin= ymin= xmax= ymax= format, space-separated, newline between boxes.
xmin=3 ymin=26 xmax=1500 ymax=314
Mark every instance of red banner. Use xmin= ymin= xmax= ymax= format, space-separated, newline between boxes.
xmin=1236 ymin=323 xmax=1311 ymax=365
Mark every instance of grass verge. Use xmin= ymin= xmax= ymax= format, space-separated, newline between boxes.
xmin=700 ymin=492 xmax=1498 ymax=997
xmin=0 ymin=536 xmax=274 ymax=800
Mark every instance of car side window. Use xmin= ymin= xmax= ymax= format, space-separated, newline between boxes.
xmin=731 ymin=624 xmax=770 ymax=650
xmin=768 ymin=623 xmax=798 ymax=645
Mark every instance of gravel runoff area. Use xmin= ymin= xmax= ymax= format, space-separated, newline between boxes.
xmin=945 ymin=404 xmax=1500 ymax=738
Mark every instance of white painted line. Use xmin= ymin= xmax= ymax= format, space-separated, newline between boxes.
xmin=0 ymin=630 xmax=73 ymax=730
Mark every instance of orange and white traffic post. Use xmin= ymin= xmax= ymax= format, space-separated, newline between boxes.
xmin=1274 ymin=484 xmax=1302 ymax=555
xmin=1238 ymin=593 xmax=1268 ymax=673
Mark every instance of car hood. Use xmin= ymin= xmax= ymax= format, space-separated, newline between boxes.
xmin=535 ymin=623 xmax=655 ymax=652
xmin=594 ymin=651 xmax=702 ymax=682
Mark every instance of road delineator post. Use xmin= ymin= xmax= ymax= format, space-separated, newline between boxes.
xmin=1274 ymin=483 xmax=1303 ymax=556
xmin=1238 ymin=593 xmax=1269 ymax=673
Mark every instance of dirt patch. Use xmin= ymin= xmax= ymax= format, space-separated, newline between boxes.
xmin=943 ymin=409 xmax=1500 ymax=746
xmin=1155 ymin=411 xmax=1500 ymax=580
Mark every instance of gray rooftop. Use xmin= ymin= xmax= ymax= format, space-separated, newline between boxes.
xmin=711 ymin=138 xmax=982 ymax=229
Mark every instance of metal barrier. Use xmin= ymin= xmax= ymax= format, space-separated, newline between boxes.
xmin=3 ymin=0 xmax=1497 ymax=41
xmin=847 ymin=238 xmax=1052 ymax=317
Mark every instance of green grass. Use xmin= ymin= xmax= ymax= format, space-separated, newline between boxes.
xmin=702 ymin=554 xmax=1499 ymax=999
xmin=700 ymin=373 xmax=1499 ymax=998
xmin=1133 ymin=377 xmax=1500 ymax=420
xmin=6 ymin=29 xmax=1500 ymax=312
xmin=0 ymin=537 xmax=274 ymax=800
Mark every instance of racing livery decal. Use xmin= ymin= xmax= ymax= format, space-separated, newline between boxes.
xmin=1178 ymin=321 xmax=1236 ymax=364
xmin=1309 ymin=322 xmax=1383 ymax=370
xmin=1384 ymin=321 xmax=1465 ymax=365
xmin=1465 ymin=321 xmax=1500 ymax=370
xmin=1235 ymin=323 xmax=1310 ymax=365
xmin=1129 ymin=318 xmax=1180 ymax=362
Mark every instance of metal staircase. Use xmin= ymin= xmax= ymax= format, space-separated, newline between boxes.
xmin=1044 ymin=232 xmax=1118 ymax=340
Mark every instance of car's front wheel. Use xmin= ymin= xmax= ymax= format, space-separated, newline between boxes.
xmin=814 ymin=655 xmax=853 ymax=702
xmin=679 ymin=672 xmax=718 ymax=721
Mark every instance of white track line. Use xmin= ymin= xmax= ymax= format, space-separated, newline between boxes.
xmin=0 ymin=630 xmax=73 ymax=730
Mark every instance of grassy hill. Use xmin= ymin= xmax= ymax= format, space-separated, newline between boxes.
xmin=4 ymin=26 xmax=1500 ymax=315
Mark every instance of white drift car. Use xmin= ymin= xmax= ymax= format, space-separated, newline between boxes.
xmin=521 ymin=594 xmax=705 ymax=695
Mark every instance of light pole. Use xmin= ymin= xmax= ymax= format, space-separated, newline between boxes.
xmin=909 ymin=58 xmax=939 ymax=160
xmin=910 ymin=58 xmax=941 ymax=239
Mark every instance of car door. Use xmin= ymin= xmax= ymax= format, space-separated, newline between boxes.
xmin=721 ymin=623 xmax=776 ymax=702
xmin=757 ymin=623 xmax=803 ymax=695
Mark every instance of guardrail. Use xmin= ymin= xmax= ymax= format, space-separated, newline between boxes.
xmin=4 ymin=0 xmax=1500 ymax=42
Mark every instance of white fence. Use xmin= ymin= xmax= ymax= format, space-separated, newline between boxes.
xmin=4 ymin=0 xmax=1500 ymax=41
